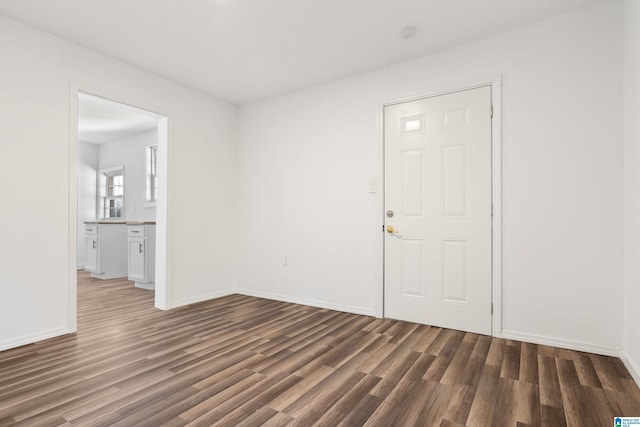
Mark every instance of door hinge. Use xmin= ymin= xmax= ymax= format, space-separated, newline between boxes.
xmin=490 ymin=105 xmax=494 ymax=118
xmin=491 ymin=302 xmax=493 ymax=315
xmin=491 ymin=203 xmax=494 ymax=217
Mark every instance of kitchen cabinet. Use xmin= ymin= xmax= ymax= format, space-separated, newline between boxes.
xmin=84 ymin=224 xmax=99 ymax=272
xmin=84 ymin=222 xmax=128 ymax=279
xmin=127 ymin=224 xmax=156 ymax=290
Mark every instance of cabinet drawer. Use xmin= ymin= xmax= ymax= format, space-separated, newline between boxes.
xmin=85 ymin=225 xmax=98 ymax=235
xmin=128 ymin=225 xmax=145 ymax=237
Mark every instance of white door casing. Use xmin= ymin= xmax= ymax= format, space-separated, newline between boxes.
xmin=384 ymin=86 xmax=493 ymax=335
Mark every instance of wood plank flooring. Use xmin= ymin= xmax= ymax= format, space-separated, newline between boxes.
xmin=1 ymin=271 xmax=639 ymax=426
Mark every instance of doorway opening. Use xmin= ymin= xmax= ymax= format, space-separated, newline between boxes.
xmin=69 ymin=89 xmax=169 ymax=331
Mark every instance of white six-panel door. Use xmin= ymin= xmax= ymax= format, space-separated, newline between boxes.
xmin=384 ymin=86 xmax=492 ymax=335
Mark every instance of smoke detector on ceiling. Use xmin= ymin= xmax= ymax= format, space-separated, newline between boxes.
xmin=400 ymin=26 xmax=417 ymax=39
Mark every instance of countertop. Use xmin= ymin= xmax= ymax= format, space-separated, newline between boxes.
xmin=84 ymin=221 xmax=156 ymax=225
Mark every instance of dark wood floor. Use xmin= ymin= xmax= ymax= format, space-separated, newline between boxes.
xmin=0 ymin=272 xmax=639 ymax=426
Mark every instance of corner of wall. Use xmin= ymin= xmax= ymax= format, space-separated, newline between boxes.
xmin=623 ymin=0 xmax=640 ymax=389
xmin=621 ymin=350 xmax=640 ymax=387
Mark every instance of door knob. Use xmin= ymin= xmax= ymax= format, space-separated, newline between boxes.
xmin=386 ymin=225 xmax=398 ymax=234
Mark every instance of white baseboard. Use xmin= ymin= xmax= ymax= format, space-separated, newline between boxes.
xmin=134 ymin=282 xmax=155 ymax=291
xmin=621 ymin=350 xmax=640 ymax=387
xmin=167 ymin=289 xmax=236 ymax=309
xmin=0 ymin=327 xmax=70 ymax=352
xmin=501 ymin=330 xmax=622 ymax=357
xmin=236 ymin=288 xmax=376 ymax=317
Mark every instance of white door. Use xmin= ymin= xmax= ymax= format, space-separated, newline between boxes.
xmin=384 ymin=86 xmax=492 ymax=335
xmin=128 ymin=238 xmax=146 ymax=281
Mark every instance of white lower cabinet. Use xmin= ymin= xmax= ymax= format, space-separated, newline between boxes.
xmin=84 ymin=223 xmax=128 ymax=279
xmin=128 ymin=238 xmax=146 ymax=281
xmin=127 ymin=224 xmax=156 ymax=290
xmin=84 ymin=236 xmax=99 ymax=272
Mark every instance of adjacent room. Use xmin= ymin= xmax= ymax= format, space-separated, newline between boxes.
xmin=0 ymin=0 xmax=639 ymax=425
xmin=77 ymin=93 xmax=164 ymax=297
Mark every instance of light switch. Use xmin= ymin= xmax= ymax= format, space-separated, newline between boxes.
xmin=368 ymin=178 xmax=377 ymax=193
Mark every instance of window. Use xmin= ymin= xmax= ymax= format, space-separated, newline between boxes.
xmin=98 ymin=167 xmax=124 ymax=219
xmin=146 ymin=145 xmax=158 ymax=205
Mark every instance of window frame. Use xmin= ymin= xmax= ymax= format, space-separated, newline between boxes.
xmin=97 ymin=166 xmax=125 ymax=220
xmin=145 ymin=144 xmax=158 ymax=207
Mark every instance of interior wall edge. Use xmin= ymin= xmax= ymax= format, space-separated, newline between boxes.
xmin=0 ymin=327 xmax=70 ymax=353
xmin=501 ymin=329 xmax=622 ymax=358
xmin=621 ymin=350 xmax=640 ymax=388
xmin=236 ymin=288 xmax=378 ymax=318
xmin=622 ymin=0 xmax=640 ymax=391
xmin=167 ymin=289 xmax=236 ymax=310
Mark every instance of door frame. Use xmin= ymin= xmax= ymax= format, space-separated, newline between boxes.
xmin=67 ymin=81 xmax=172 ymax=333
xmin=377 ymin=75 xmax=503 ymax=337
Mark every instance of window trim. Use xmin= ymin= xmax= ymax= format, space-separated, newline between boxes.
xmin=97 ymin=166 xmax=125 ymax=220
xmin=145 ymin=145 xmax=158 ymax=207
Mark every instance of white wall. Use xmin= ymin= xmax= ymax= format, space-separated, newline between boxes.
xmin=623 ymin=0 xmax=640 ymax=382
xmin=0 ymin=0 xmax=629 ymax=360
xmin=0 ymin=15 xmax=237 ymax=350
xmin=238 ymin=0 xmax=624 ymax=352
xmin=97 ymin=129 xmax=158 ymax=222
xmin=77 ymin=141 xmax=99 ymax=268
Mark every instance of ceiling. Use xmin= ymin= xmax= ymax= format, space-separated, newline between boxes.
xmin=78 ymin=93 xmax=158 ymax=144
xmin=0 ymin=0 xmax=600 ymax=105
